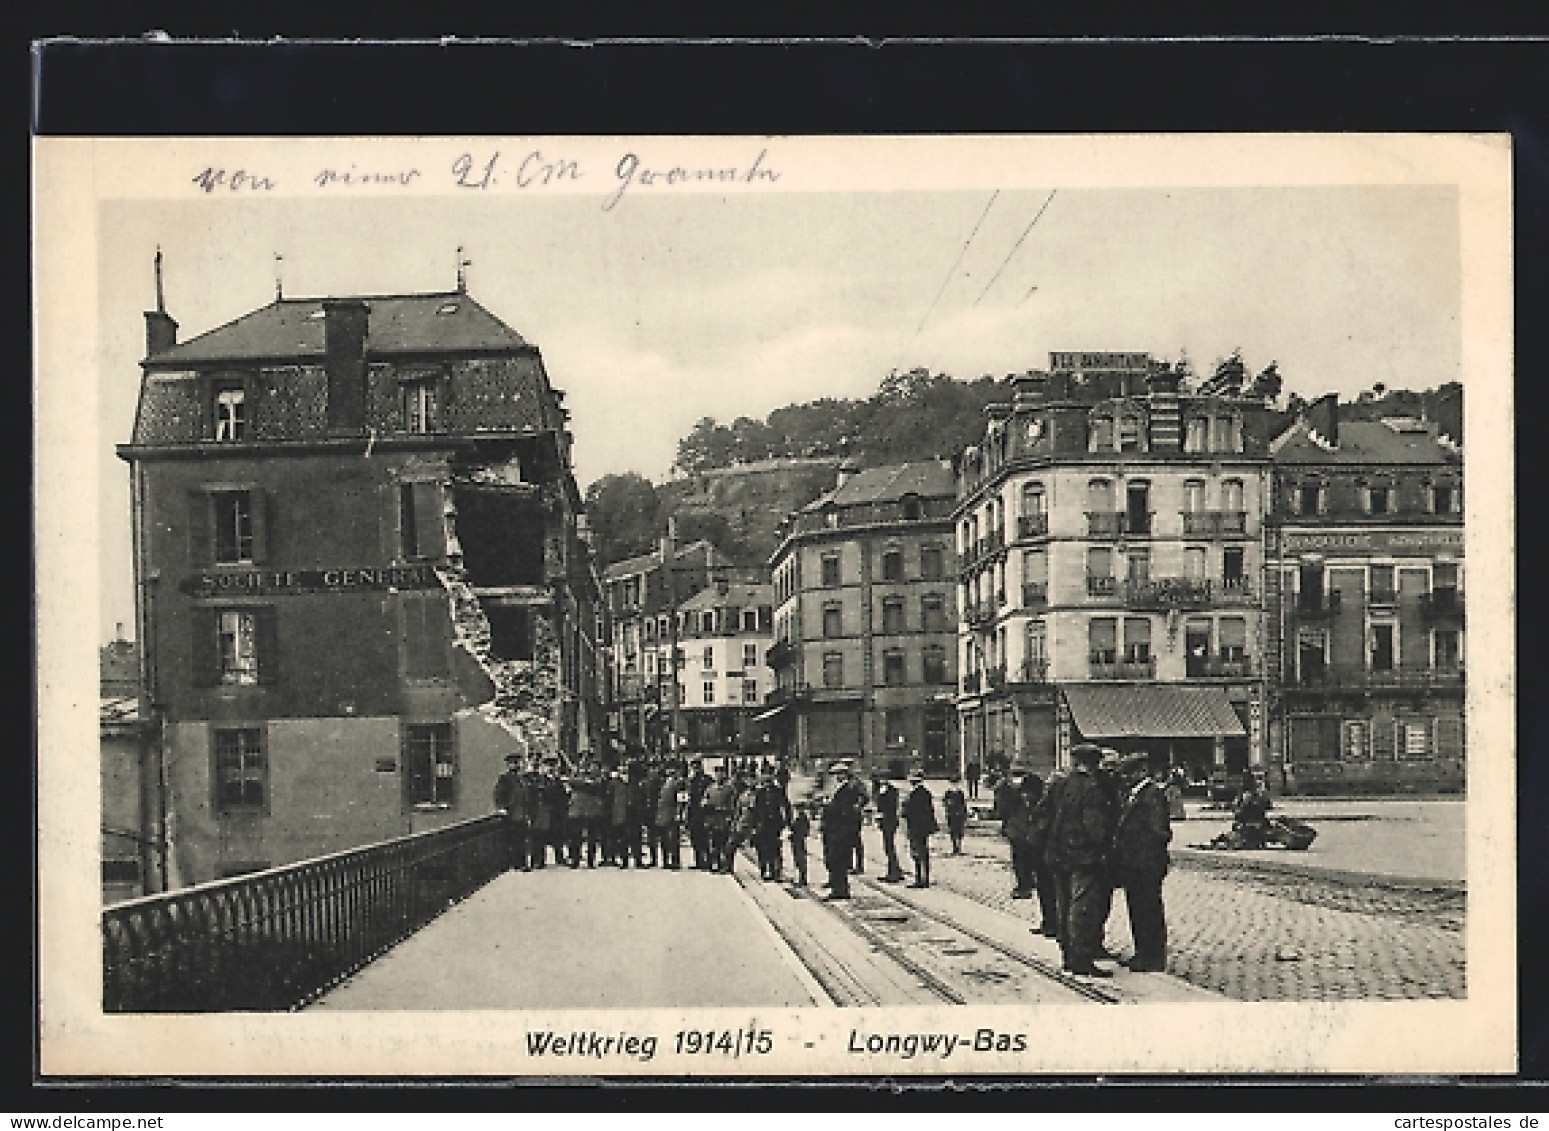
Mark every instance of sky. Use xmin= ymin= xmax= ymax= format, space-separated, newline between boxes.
xmin=95 ymin=184 xmax=1461 ymax=643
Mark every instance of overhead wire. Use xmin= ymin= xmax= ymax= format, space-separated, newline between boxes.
xmin=889 ymin=189 xmax=1000 ymax=374
xmin=971 ymin=188 xmax=1058 ymax=309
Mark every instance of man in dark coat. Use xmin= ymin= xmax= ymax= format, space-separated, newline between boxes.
xmin=492 ymin=753 xmax=533 ymax=871
xmin=532 ymin=757 xmax=569 ymax=868
xmin=821 ymin=761 xmax=866 ymax=900
xmin=1021 ymin=773 xmax=1059 ymax=936
xmin=848 ymin=773 xmax=869 ymax=875
xmin=604 ymin=769 xmax=632 ymax=867
xmin=1111 ymin=752 xmax=1172 ymax=972
xmin=1001 ymin=774 xmax=1036 ymax=897
xmin=1046 ymin=744 xmax=1117 ymax=977
xmin=566 ymin=761 xmax=606 ymax=868
xmin=965 ymin=759 xmax=982 ymax=801
xmin=942 ymin=777 xmax=969 ymax=854
xmin=902 ymin=769 xmax=939 ymax=888
xmin=701 ymin=763 xmax=738 ymax=872
xmin=641 ymin=759 xmax=666 ymax=866
xmin=654 ymin=761 xmax=686 ymax=869
xmin=871 ymin=775 xmax=906 ymax=883
xmin=752 ymin=770 xmax=793 ymax=881
xmin=685 ymin=758 xmax=713 ymax=870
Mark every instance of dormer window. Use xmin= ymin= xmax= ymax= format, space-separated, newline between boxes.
xmin=1185 ymin=417 xmax=1208 ymax=453
xmin=1089 ymin=416 xmax=1115 ymax=452
xmin=403 ymin=379 xmax=438 ymax=434
xmin=1117 ymin=413 xmax=1144 ymax=452
xmin=214 ymin=385 xmax=247 ymax=442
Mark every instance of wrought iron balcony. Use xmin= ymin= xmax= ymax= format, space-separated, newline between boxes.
xmin=1295 ymin=591 xmax=1341 ymax=619
xmin=1013 ymin=658 xmax=1051 ymax=685
xmin=1421 ymin=590 xmax=1464 ymax=621
xmin=1087 ymin=511 xmax=1152 ymax=537
xmin=1125 ymin=577 xmax=1213 ymax=610
xmin=1180 ymin=510 xmax=1249 ymax=537
xmin=985 ymin=665 xmax=1007 ymax=691
xmin=1291 ymin=663 xmax=1463 ymax=691
xmin=1187 ymin=655 xmax=1256 ymax=679
xmin=1017 ymin=513 xmax=1049 ymax=539
xmin=1087 ymin=575 xmax=1120 ymax=598
xmin=1216 ymin=579 xmax=1255 ymax=604
xmin=103 ymin=815 xmax=508 ymax=1011
xmin=1021 ymin=582 xmax=1048 ymax=609
xmin=965 ymin=601 xmax=996 ymax=628
xmin=1088 ymin=657 xmax=1157 ymax=680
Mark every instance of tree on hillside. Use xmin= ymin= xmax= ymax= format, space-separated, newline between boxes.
xmin=584 ymin=473 xmax=663 ymax=567
xmin=673 ymin=417 xmax=738 ymax=475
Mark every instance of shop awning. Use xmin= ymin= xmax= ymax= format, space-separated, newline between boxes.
xmin=1062 ymin=684 xmax=1246 ymax=740
xmin=751 ymin=705 xmax=787 ymax=722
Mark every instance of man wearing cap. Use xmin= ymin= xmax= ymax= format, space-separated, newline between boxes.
xmin=902 ymin=769 xmax=939 ymax=888
xmin=533 ymin=756 xmax=569 ymax=868
xmin=685 ymin=757 xmax=713 ymax=870
xmin=821 ymin=761 xmax=866 ymax=899
xmin=871 ymin=774 xmax=906 ymax=883
xmin=702 ymin=763 xmax=738 ymax=872
xmin=752 ymin=768 xmax=793 ymax=881
xmin=1110 ymin=752 xmax=1172 ymax=972
xmin=492 ymin=753 xmax=533 ymax=871
xmin=1046 ymin=743 xmax=1118 ymax=976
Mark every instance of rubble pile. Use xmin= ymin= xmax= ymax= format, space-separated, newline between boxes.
xmin=436 ymin=562 xmax=558 ymax=754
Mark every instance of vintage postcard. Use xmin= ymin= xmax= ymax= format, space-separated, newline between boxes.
xmin=35 ymin=133 xmax=1514 ymax=1076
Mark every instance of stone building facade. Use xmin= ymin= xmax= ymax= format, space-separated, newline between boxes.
xmin=954 ymin=355 xmax=1278 ymax=783
xmin=119 ymin=272 xmax=604 ymax=886
xmin=1267 ymin=395 xmax=1464 ymax=794
xmin=766 ymin=463 xmax=960 ymax=775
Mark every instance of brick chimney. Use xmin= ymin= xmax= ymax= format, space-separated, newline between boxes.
xmin=324 ymin=299 xmax=370 ymax=434
xmin=1306 ymin=393 xmax=1340 ymax=448
xmin=144 ymin=248 xmax=178 ymax=355
xmin=1011 ymin=371 xmax=1048 ymax=409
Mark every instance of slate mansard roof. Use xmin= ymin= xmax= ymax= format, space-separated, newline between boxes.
xmin=801 ymin=461 xmax=957 ymax=512
xmin=1271 ymin=419 xmax=1459 ymax=466
xmin=145 ymin=291 xmax=532 ymax=367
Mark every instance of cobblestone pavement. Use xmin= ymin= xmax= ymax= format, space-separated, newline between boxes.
xmin=890 ymin=827 xmax=1465 ymax=1002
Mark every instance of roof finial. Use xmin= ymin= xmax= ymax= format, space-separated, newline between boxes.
xmin=274 ymin=253 xmax=284 ymax=300
xmin=456 ymin=246 xmax=470 ymax=292
xmin=154 ymin=246 xmax=166 ymax=313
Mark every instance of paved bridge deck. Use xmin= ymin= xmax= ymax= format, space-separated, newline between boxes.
xmin=311 ymin=863 xmax=827 ymax=1010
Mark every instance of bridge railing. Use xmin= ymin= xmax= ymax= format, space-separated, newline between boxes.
xmin=103 ymin=814 xmax=507 ymax=1012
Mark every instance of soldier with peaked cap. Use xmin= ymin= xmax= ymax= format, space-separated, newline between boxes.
xmin=752 ymin=766 xmax=793 ymax=881
xmin=701 ymin=762 xmax=738 ymax=872
xmin=1046 ymin=743 xmax=1117 ymax=977
xmin=1110 ymin=752 xmax=1172 ymax=971
xmin=492 ymin=753 xmax=533 ymax=871
xmin=902 ymin=768 xmax=939 ymax=888
xmin=821 ymin=760 xmax=866 ymax=900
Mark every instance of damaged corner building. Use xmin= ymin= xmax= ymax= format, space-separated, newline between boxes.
xmin=118 ymin=279 xmax=606 ymax=887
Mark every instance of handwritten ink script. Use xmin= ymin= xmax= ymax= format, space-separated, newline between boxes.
xmin=189 ymin=147 xmax=781 ymax=208
xmin=192 ymin=167 xmax=276 ymax=194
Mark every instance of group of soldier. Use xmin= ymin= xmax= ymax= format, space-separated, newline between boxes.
xmin=993 ymin=744 xmax=1173 ymax=977
xmin=491 ymin=752 xmax=804 ymax=877
xmin=493 ymin=742 xmax=1175 ymax=979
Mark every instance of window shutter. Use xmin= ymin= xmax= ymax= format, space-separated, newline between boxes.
xmin=191 ymin=606 xmax=221 ymax=687
xmin=412 ymin=482 xmax=446 ymax=559
xmin=250 ymin=488 xmax=269 ymax=564
xmin=1436 ymin=715 xmax=1464 ymax=757
xmin=1371 ymin=719 xmax=1395 ymax=760
xmin=254 ymin=605 xmax=280 ymax=685
xmin=188 ymin=492 xmax=213 ymax=568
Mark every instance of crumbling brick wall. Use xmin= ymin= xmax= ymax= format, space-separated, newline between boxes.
xmin=438 ymin=562 xmax=560 ymax=756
